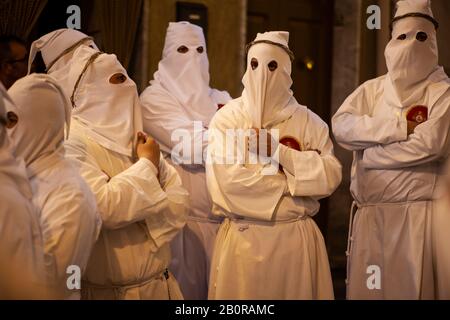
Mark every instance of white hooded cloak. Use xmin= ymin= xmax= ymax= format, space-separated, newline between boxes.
xmin=0 ymin=83 xmax=49 ymax=299
xmin=28 ymin=29 xmax=189 ymax=300
xmin=206 ymin=31 xmax=342 ymax=299
xmin=8 ymin=74 xmax=101 ymax=299
xmin=139 ymin=21 xmax=232 ymax=300
xmin=332 ymin=0 xmax=450 ymax=299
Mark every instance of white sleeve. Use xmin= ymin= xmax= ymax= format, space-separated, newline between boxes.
xmin=140 ymin=88 xmax=208 ymax=168
xmin=206 ymin=116 xmax=286 ymax=221
xmin=144 ymin=155 xmax=188 ymax=250
xmin=65 ymin=135 xmax=180 ymax=230
xmin=332 ymin=82 xmax=408 ymax=151
xmin=279 ymin=113 xmax=342 ymax=198
xmin=362 ymin=101 xmax=450 ymax=169
xmin=39 ymin=184 xmax=99 ymax=281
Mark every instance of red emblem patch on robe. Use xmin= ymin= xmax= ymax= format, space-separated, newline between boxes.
xmin=407 ymin=105 xmax=428 ymax=124
xmin=279 ymin=136 xmax=301 ymax=151
xmin=279 ymin=136 xmax=301 ymax=172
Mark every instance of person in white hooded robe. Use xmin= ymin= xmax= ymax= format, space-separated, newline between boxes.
xmin=332 ymin=0 xmax=450 ymax=300
xmin=8 ymin=73 xmax=101 ymax=299
xmin=140 ymin=21 xmax=232 ymax=300
xmin=28 ymin=29 xmax=188 ymax=300
xmin=206 ymin=31 xmax=342 ymax=300
xmin=0 ymin=82 xmax=50 ymax=299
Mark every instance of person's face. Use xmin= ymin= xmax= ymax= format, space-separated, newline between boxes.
xmin=1 ymin=42 xmax=28 ymax=88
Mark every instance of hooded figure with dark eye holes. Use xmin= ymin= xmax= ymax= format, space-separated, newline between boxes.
xmin=140 ymin=21 xmax=232 ymax=300
xmin=333 ymin=0 xmax=450 ymax=299
xmin=28 ymin=28 xmax=189 ymax=300
xmin=206 ymin=31 xmax=342 ymax=299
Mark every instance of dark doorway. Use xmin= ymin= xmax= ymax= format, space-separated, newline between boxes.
xmin=247 ymin=0 xmax=335 ymax=238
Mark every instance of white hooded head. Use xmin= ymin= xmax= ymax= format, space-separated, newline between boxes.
xmin=28 ymin=28 xmax=98 ymax=74
xmin=0 ymin=80 xmax=33 ymax=202
xmin=384 ymin=0 xmax=441 ymax=106
xmin=8 ymin=74 xmax=70 ymax=167
xmin=242 ymin=31 xmax=297 ymax=129
xmin=68 ymin=46 xmax=143 ymax=157
xmin=29 ymin=29 xmax=141 ymax=158
xmin=152 ymin=21 xmax=218 ymax=125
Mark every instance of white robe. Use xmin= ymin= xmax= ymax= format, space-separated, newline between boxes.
xmin=0 ymin=87 xmax=47 ymax=299
xmin=7 ymin=74 xmax=101 ymax=299
xmin=140 ymin=82 xmax=231 ymax=300
xmin=332 ymin=74 xmax=450 ymax=299
xmin=27 ymin=148 xmax=101 ymax=299
xmin=65 ymin=119 xmax=188 ymax=299
xmin=206 ymin=98 xmax=342 ymax=300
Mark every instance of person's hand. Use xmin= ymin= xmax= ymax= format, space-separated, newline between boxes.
xmin=407 ymin=120 xmax=419 ymax=135
xmin=136 ymin=132 xmax=160 ymax=169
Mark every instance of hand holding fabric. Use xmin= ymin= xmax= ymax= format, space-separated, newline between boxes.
xmin=136 ymin=132 xmax=160 ymax=169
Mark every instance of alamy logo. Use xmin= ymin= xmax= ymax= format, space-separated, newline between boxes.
xmin=366 ymin=265 xmax=381 ymax=290
xmin=367 ymin=5 xmax=381 ymax=30
xmin=66 ymin=265 xmax=81 ymax=290
xmin=66 ymin=5 xmax=81 ymax=30
xmin=171 ymin=121 xmax=280 ymax=176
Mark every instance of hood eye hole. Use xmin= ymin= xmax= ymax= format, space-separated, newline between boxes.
xmin=416 ymin=32 xmax=428 ymax=42
xmin=109 ymin=73 xmax=127 ymax=84
xmin=397 ymin=34 xmax=407 ymax=40
xmin=6 ymin=111 xmax=18 ymax=129
xmin=177 ymin=45 xmax=189 ymax=54
xmin=197 ymin=46 xmax=204 ymax=53
xmin=268 ymin=60 xmax=278 ymax=71
xmin=250 ymin=58 xmax=258 ymax=70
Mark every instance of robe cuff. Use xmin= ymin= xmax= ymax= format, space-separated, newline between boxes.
xmin=137 ymin=157 xmax=159 ymax=176
xmin=283 ymin=150 xmax=324 ymax=196
xmin=278 ymin=144 xmax=295 ymax=175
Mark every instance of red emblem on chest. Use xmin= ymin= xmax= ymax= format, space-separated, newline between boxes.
xmin=406 ymin=105 xmax=428 ymax=124
xmin=279 ymin=136 xmax=301 ymax=172
xmin=279 ymin=136 xmax=301 ymax=151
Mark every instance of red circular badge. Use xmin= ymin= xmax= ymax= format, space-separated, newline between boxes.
xmin=406 ymin=105 xmax=428 ymax=124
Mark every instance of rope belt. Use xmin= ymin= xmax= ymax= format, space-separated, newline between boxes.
xmin=225 ymin=214 xmax=310 ymax=229
xmin=81 ymin=268 xmax=169 ymax=291
xmin=353 ymin=199 xmax=431 ymax=208
xmin=187 ymin=215 xmax=223 ymax=224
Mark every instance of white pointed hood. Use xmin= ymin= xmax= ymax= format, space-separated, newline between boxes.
xmin=8 ymin=74 xmax=71 ymax=170
xmin=28 ymin=28 xmax=98 ymax=74
xmin=0 ymin=83 xmax=33 ymax=200
xmin=64 ymin=45 xmax=143 ymax=157
xmin=150 ymin=21 xmax=230 ymax=126
xmin=384 ymin=0 xmax=449 ymax=108
xmin=31 ymin=30 xmax=142 ymax=158
xmin=242 ymin=31 xmax=298 ymax=129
